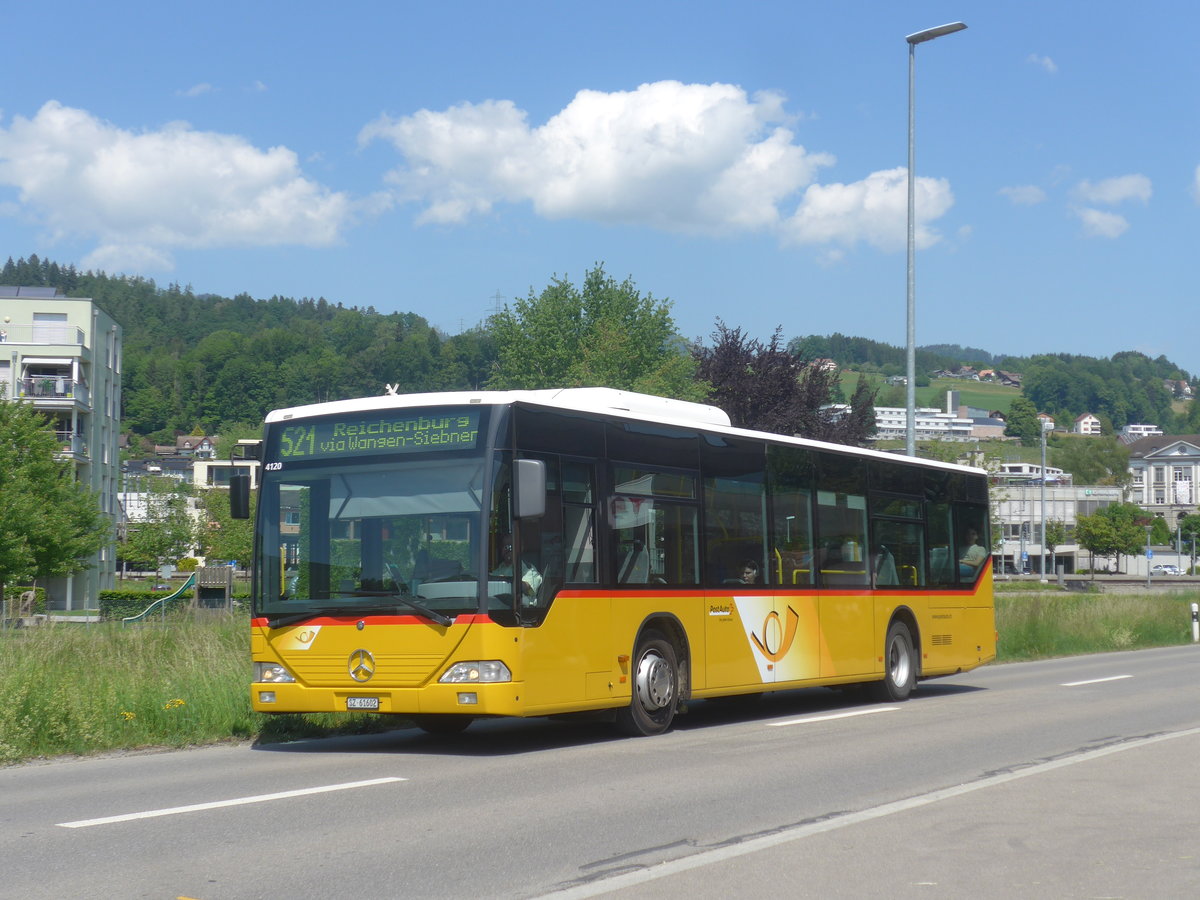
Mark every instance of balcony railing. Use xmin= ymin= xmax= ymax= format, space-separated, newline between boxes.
xmin=54 ymin=433 xmax=89 ymax=459
xmin=19 ymin=377 xmax=88 ymax=404
xmin=0 ymin=323 xmax=85 ymax=345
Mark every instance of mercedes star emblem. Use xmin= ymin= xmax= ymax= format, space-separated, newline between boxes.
xmin=348 ymin=648 xmax=376 ymax=683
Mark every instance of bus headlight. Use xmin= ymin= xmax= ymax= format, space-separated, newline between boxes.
xmin=254 ymin=662 xmax=296 ymax=683
xmin=439 ymin=661 xmax=511 ymax=683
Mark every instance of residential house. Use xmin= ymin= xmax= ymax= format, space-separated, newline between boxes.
xmin=1073 ymin=413 xmax=1102 ymax=435
xmin=176 ymin=435 xmax=218 ymax=459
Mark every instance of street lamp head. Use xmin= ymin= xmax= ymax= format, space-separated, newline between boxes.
xmin=906 ymin=22 xmax=967 ymax=45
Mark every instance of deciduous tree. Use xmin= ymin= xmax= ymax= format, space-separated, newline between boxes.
xmin=488 ymin=265 xmax=706 ymax=400
xmin=0 ymin=397 xmax=107 ymax=602
xmin=692 ymin=321 xmax=877 ymax=444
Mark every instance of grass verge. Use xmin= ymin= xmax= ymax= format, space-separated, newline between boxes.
xmin=996 ymin=591 xmax=1197 ymax=660
xmin=3 ymin=593 xmax=1197 ymax=764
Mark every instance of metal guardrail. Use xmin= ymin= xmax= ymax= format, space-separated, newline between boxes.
xmin=121 ymin=573 xmax=197 ymax=626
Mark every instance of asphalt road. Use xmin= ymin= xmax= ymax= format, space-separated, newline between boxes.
xmin=3 ymin=646 xmax=1199 ymax=899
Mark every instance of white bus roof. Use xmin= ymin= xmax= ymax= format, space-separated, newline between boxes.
xmin=264 ymin=387 xmax=984 ymax=477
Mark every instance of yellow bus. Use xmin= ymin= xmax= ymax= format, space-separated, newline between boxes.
xmin=235 ymin=387 xmax=995 ymax=736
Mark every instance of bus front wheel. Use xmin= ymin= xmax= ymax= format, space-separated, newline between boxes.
xmin=616 ymin=631 xmax=678 ymax=736
xmin=871 ymin=621 xmax=917 ymax=702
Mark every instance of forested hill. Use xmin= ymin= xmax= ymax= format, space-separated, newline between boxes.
xmin=790 ymin=332 xmax=1192 ymax=386
xmin=4 ymin=254 xmax=1195 ymax=442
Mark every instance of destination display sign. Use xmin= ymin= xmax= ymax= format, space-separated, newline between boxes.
xmin=271 ymin=409 xmax=481 ymax=461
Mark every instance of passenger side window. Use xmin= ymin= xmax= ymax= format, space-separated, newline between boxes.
xmin=562 ymin=461 xmax=597 ymax=584
xmin=816 ymin=489 xmax=869 ymax=586
xmin=705 ymin=473 xmax=768 ymax=585
xmin=768 ymin=445 xmax=816 ymax=586
xmin=611 ymin=466 xmax=699 ymax=586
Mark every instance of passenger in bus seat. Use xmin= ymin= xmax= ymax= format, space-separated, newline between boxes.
xmin=958 ymin=527 xmax=987 ymax=578
xmin=739 ymin=559 xmax=761 ymax=584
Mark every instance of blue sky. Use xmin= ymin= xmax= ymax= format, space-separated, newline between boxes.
xmin=1 ymin=2 xmax=1196 ymax=373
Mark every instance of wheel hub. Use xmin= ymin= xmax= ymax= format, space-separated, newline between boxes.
xmin=635 ymin=651 xmax=674 ymax=711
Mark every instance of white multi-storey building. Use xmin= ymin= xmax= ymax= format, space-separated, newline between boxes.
xmin=870 ymin=405 xmax=976 ymax=442
xmin=1 ymin=287 xmax=122 ymax=609
xmin=1126 ymin=434 xmax=1200 ymax=514
xmin=993 ymin=483 xmax=1124 ymax=575
xmin=1121 ymin=423 xmax=1164 ymax=443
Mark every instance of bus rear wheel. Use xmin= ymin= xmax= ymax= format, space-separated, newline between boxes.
xmin=870 ymin=621 xmax=917 ymax=702
xmin=616 ymin=630 xmax=679 ymax=736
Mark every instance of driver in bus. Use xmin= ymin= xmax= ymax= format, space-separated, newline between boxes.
xmin=493 ymin=537 xmax=543 ymax=604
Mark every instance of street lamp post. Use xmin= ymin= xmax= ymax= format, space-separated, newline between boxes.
xmin=1040 ymin=421 xmax=1050 ymax=581
xmin=905 ymin=21 xmax=967 ymax=457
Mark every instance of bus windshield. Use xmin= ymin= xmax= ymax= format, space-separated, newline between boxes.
xmin=253 ymin=453 xmax=495 ymax=622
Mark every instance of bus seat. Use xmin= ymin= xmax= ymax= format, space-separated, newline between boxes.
xmin=875 ymin=547 xmax=899 ymax=586
xmin=930 ymin=547 xmax=951 ymax=583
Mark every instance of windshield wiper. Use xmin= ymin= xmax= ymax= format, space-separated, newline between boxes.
xmin=387 ymin=594 xmax=454 ymax=627
xmin=265 ymin=606 xmax=353 ymax=629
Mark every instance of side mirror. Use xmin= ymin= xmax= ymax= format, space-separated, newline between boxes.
xmin=513 ymin=459 xmax=546 ymax=519
xmin=230 ymin=472 xmax=251 ymax=520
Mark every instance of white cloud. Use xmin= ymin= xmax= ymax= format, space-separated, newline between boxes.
xmin=360 ymin=81 xmax=951 ymax=251
xmin=782 ymin=167 xmax=953 ymax=252
xmin=1073 ymin=174 xmax=1152 ymax=206
xmin=1076 ymin=207 xmax=1129 ymax=238
xmin=999 ymin=185 xmax=1046 ymax=205
xmin=83 ymin=243 xmax=174 ymax=273
xmin=1068 ymin=175 xmax=1150 ymax=238
xmin=0 ymin=101 xmax=352 ymax=271
xmin=1027 ymin=54 xmax=1058 ymax=74
xmin=178 ymin=83 xmax=214 ymax=98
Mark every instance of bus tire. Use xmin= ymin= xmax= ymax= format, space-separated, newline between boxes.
xmin=616 ymin=631 xmax=678 ymax=736
xmin=871 ymin=621 xmax=916 ymax=702
xmin=411 ymin=714 xmax=474 ymax=735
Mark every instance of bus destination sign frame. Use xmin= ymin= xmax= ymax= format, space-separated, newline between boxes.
xmin=272 ymin=409 xmax=482 ymax=462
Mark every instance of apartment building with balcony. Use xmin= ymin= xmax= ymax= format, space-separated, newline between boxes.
xmin=1 ymin=286 xmax=122 ymax=609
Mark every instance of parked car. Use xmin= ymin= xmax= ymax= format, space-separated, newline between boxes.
xmin=1151 ymin=564 xmax=1181 ymax=575
xmin=996 ymin=561 xmax=1031 ymax=575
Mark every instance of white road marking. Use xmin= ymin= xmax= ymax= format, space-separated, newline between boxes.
xmin=57 ymin=777 xmax=405 ymax=829
xmin=1061 ymin=675 xmax=1133 ymax=687
xmin=766 ymin=706 xmax=900 ymax=727
xmin=540 ymin=727 xmax=1200 ymax=898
